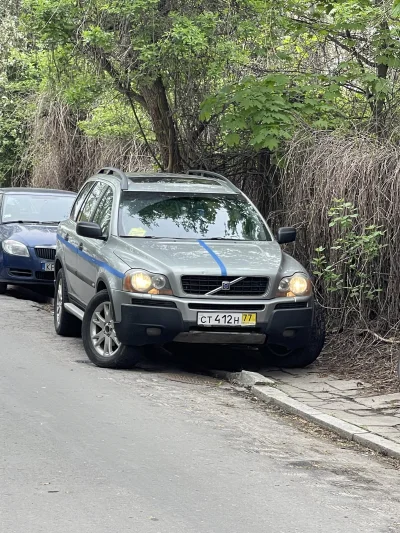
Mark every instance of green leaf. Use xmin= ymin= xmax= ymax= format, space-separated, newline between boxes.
xmin=393 ymin=0 xmax=400 ymax=16
xmin=225 ymin=132 xmax=240 ymax=146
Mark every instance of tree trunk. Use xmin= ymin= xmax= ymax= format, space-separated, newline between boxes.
xmin=139 ymin=77 xmax=182 ymax=172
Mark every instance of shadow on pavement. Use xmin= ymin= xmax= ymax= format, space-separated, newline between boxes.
xmin=141 ymin=343 xmax=266 ymax=376
xmin=4 ymin=284 xmax=53 ymax=304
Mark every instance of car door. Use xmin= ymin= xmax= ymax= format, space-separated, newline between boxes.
xmin=74 ymin=182 xmax=109 ymax=305
xmin=59 ymin=182 xmax=95 ymax=300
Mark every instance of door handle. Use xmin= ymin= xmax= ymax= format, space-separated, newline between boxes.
xmin=78 ymin=243 xmax=83 ymax=251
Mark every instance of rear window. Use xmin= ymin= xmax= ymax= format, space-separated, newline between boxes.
xmin=118 ymin=192 xmax=271 ymax=241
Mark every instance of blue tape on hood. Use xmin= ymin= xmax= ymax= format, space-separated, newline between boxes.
xmin=198 ymin=240 xmax=227 ymax=276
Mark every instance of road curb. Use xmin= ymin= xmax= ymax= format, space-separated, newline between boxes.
xmin=211 ymin=369 xmax=400 ymax=461
xmin=211 ymin=369 xmax=274 ymax=387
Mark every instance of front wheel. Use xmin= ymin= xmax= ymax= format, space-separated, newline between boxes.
xmin=260 ymin=304 xmax=325 ymax=368
xmin=82 ymin=290 xmax=143 ymax=369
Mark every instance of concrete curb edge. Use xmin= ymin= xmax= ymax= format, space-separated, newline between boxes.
xmin=211 ymin=369 xmax=400 ymax=461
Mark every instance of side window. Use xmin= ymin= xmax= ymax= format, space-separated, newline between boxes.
xmin=92 ymin=187 xmax=114 ymax=237
xmin=70 ymin=182 xmax=94 ymax=221
xmin=78 ymin=182 xmax=107 ymax=222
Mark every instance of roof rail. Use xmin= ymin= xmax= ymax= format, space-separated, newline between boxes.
xmin=97 ymin=167 xmax=129 ymax=190
xmin=187 ymin=169 xmax=240 ymax=193
xmin=187 ymin=169 xmax=231 ymax=184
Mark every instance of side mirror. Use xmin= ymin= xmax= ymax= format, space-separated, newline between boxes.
xmin=277 ymin=227 xmax=296 ymax=244
xmin=76 ymin=221 xmax=103 ymax=239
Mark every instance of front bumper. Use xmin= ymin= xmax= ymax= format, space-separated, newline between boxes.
xmin=0 ymin=249 xmax=55 ymax=286
xmin=113 ymin=292 xmax=314 ymax=349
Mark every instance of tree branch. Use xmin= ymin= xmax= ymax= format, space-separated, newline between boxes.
xmin=326 ymin=35 xmax=376 ymax=68
xmin=85 ymin=45 xmax=146 ymax=107
xmin=125 ymin=92 xmax=164 ymax=171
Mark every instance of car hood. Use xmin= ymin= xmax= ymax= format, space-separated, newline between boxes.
xmin=114 ymin=238 xmax=285 ymax=277
xmin=0 ymin=223 xmax=58 ymax=247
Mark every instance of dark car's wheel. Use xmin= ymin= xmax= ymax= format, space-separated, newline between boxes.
xmin=54 ymin=268 xmax=82 ymax=337
xmin=260 ymin=304 xmax=325 ymax=368
xmin=0 ymin=282 xmax=7 ymax=295
xmin=82 ymin=290 xmax=143 ymax=369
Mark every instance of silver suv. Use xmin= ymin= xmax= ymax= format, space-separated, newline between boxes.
xmin=54 ymin=167 xmax=325 ymax=369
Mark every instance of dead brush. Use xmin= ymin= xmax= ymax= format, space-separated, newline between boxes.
xmin=280 ymin=129 xmax=400 ymax=388
xmin=16 ymin=94 xmax=153 ymax=190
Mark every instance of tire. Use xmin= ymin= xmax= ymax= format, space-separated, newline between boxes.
xmin=260 ymin=304 xmax=325 ymax=368
xmin=54 ymin=268 xmax=82 ymax=337
xmin=0 ymin=282 xmax=7 ymax=294
xmin=82 ymin=289 xmax=143 ymax=369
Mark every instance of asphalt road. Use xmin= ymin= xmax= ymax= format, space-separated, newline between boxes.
xmin=1 ymin=287 xmax=400 ymax=533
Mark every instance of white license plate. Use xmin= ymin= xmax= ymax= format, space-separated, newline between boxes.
xmin=42 ymin=262 xmax=55 ymax=272
xmin=197 ymin=312 xmax=256 ymax=327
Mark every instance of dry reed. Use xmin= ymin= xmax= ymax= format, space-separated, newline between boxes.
xmin=15 ymin=96 xmax=153 ymax=190
xmin=281 ymin=130 xmax=400 ymax=388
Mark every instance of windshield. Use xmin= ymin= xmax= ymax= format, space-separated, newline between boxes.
xmin=118 ymin=192 xmax=271 ymax=241
xmin=2 ymin=193 xmax=75 ymax=224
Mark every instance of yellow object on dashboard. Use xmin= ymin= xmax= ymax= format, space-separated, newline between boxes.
xmin=128 ymin=227 xmax=147 ymax=237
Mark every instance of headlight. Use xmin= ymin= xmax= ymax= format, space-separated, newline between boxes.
xmin=131 ymin=272 xmax=152 ymax=292
xmin=123 ymin=270 xmax=172 ymax=295
xmin=2 ymin=240 xmax=30 ymax=257
xmin=277 ymin=273 xmax=311 ymax=297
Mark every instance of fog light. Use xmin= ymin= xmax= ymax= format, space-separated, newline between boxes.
xmin=147 ymin=327 xmax=162 ymax=336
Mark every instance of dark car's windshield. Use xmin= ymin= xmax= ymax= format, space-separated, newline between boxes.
xmin=118 ymin=192 xmax=271 ymax=241
xmin=2 ymin=193 xmax=75 ymax=224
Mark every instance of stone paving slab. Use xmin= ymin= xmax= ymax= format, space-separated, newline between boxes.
xmin=325 ymin=379 xmax=371 ymax=391
xmin=213 ymin=366 xmax=400 ymax=460
xmin=330 ymin=411 xmax=400 ymax=427
xmin=286 ymin=391 xmax=319 ymax=400
xmin=287 ymin=381 xmax=343 ymax=393
xmin=371 ymin=427 xmax=400 ymax=442
xmin=273 ymin=383 xmax=313 ymax=397
xmin=313 ymin=392 xmax=343 ymax=400
xmin=356 ymin=393 xmax=400 ymax=409
xmin=316 ymin=400 xmax=371 ymax=411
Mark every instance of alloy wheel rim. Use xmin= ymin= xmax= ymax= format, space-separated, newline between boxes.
xmin=90 ymin=301 xmax=121 ymax=358
xmin=56 ymin=279 xmax=63 ymax=326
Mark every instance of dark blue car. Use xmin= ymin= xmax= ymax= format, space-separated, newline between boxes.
xmin=0 ymin=188 xmax=76 ymax=294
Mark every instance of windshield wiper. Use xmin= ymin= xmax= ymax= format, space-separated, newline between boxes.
xmin=1 ymin=220 xmax=41 ymax=225
xmin=1 ymin=220 xmax=61 ymax=225
xmin=124 ymin=235 xmax=168 ymax=239
xmin=206 ymin=237 xmax=239 ymax=241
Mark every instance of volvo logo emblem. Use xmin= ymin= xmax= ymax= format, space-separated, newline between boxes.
xmin=222 ymin=281 xmax=231 ymax=290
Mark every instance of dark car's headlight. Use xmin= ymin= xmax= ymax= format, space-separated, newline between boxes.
xmin=2 ymin=239 xmax=30 ymax=257
xmin=123 ymin=270 xmax=172 ymax=295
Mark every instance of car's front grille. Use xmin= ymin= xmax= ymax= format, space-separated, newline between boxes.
xmin=35 ymin=271 xmax=54 ymax=280
xmin=35 ymin=247 xmax=56 ymax=260
xmin=181 ymin=276 xmax=269 ymax=296
xmin=188 ymin=303 xmax=265 ymax=311
xmin=9 ymin=268 xmax=32 ymax=278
